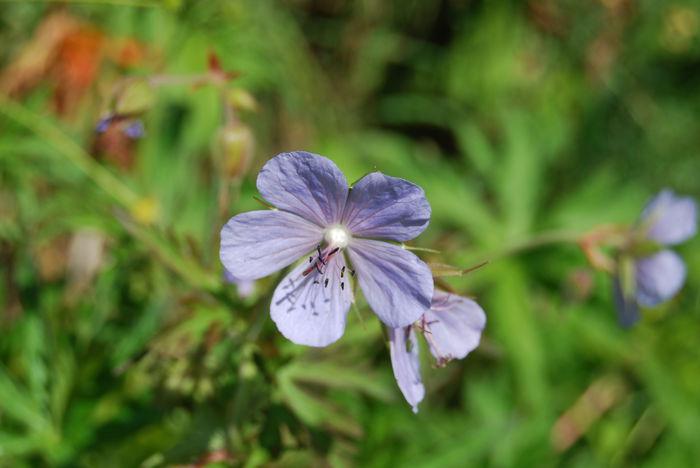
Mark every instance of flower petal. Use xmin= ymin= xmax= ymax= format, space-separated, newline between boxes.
xmin=347 ymin=239 xmax=433 ymax=328
xmin=270 ymin=253 xmax=352 ymax=347
xmin=223 ymin=269 xmax=255 ymax=298
xmin=635 ymin=250 xmax=686 ymax=307
xmin=640 ymin=190 xmax=697 ymax=245
xmin=342 ymin=172 xmax=431 ymax=242
xmin=389 ymin=326 xmax=424 ymax=413
xmin=612 ymin=275 xmax=640 ymax=327
xmin=220 ymin=210 xmax=323 ymax=280
xmin=256 ymin=151 xmax=349 ymax=227
xmin=424 ymin=290 xmax=485 ymax=361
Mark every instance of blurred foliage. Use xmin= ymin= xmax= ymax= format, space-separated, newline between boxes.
xmin=0 ymin=0 xmax=699 ymax=466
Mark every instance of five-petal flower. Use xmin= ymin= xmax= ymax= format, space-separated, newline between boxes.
xmin=220 ymin=151 xmax=434 ymax=347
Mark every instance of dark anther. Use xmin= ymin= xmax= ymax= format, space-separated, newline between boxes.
xmin=324 ymin=278 xmax=329 ymax=288
xmin=341 ymin=266 xmax=345 ymax=278
xmin=329 ymin=247 xmax=339 ymax=255
xmin=313 ymin=280 xmax=320 ymax=285
xmin=341 ymin=282 xmax=345 ymax=290
xmin=350 ymin=269 xmax=356 ymax=277
xmin=309 ymin=256 xmax=313 ymax=263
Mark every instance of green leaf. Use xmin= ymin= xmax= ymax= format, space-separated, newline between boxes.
xmin=282 ymin=361 xmax=394 ymax=402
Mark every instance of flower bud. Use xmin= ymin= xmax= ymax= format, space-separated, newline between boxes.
xmin=227 ymin=87 xmax=258 ymax=112
xmin=114 ymin=78 xmax=154 ymax=116
xmin=213 ymin=124 xmax=254 ymax=179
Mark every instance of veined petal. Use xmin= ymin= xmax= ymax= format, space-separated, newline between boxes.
xmin=256 ymin=151 xmax=349 ymax=227
xmin=347 ymin=239 xmax=433 ymax=328
xmin=220 ymin=210 xmax=323 ymax=280
xmin=636 ymin=250 xmax=686 ymax=307
xmin=640 ymin=190 xmax=697 ymax=245
xmin=389 ymin=326 xmax=424 ymax=413
xmin=343 ymin=172 xmax=431 ymax=242
xmin=271 ymin=252 xmax=352 ymax=347
xmin=424 ymin=290 xmax=485 ymax=361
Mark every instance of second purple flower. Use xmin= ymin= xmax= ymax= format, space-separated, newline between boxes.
xmin=220 ymin=151 xmax=434 ymax=347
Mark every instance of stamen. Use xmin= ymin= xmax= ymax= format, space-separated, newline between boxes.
xmin=341 ymin=282 xmax=345 ymax=290
xmin=324 ymin=278 xmax=329 ymax=288
xmin=341 ymin=266 xmax=345 ymax=278
xmin=415 ymin=317 xmax=451 ymax=368
xmin=302 ymin=246 xmax=346 ymax=277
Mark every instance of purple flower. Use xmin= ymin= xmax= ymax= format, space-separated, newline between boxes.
xmin=635 ymin=190 xmax=696 ymax=306
xmin=220 ymin=151 xmax=433 ymax=347
xmin=615 ymin=190 xmax=697 ymax=325
xmin=223 ymin=268 xmax=255 ymax=299
xmin=123 ymin=120 xmax=146 ymax=139
xmin=640 ymin=189 xmax=697 ymax=246
xmin=95 ymin=114 xmax=146 ymax=139
xmin=390 ymin=290 xmax=486 ymax=413
xmin=95 ymin=115 xmax=112 ymax=134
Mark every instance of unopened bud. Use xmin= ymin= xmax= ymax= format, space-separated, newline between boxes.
xmin=213 ymin=124 xmax=254 ymax=179
xmin=114 ymin=78 xmax=155 ymax=116
xmin=227 ymin=87 xmax=258 ymax=112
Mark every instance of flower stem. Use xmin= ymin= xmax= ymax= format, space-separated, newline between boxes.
xmin=481 ymin=230 xmax=584 ymax=263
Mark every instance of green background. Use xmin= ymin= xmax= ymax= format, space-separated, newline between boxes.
xmin=1 ymin=1 xmax=699 ymax=466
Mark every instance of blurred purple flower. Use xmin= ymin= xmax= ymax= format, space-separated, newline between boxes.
xmin=220 ymin=151 xmax=433 ymax=347
xmin=223 ymin=268 xmax=255 ymax=299
xmin=95 ymin=115 xmax=112 ymax=134
xmin=95 ymin=114 xmax=145 ymax=139
xmin=390 ymin=290 xmax=486 ymax=413
xmin=640 ymin=189 xmax=697 ymax=246
xmin=123 ymin=120 xmax=146 ymax=139
xmin=616 ymin=190 xmax=697 ymax=325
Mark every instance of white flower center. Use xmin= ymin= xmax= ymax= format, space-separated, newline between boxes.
xmin=325 ymin=225 xmax=351 ymax=249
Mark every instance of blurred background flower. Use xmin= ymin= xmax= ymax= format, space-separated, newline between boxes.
xmin=613 ymin=189 xmax=697 ymax=325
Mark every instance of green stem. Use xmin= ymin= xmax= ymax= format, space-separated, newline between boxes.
xmin=481 ymin=229 xmax=583 ymax=263
xmin=149 ymin=73 xmax=213 ymax=86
